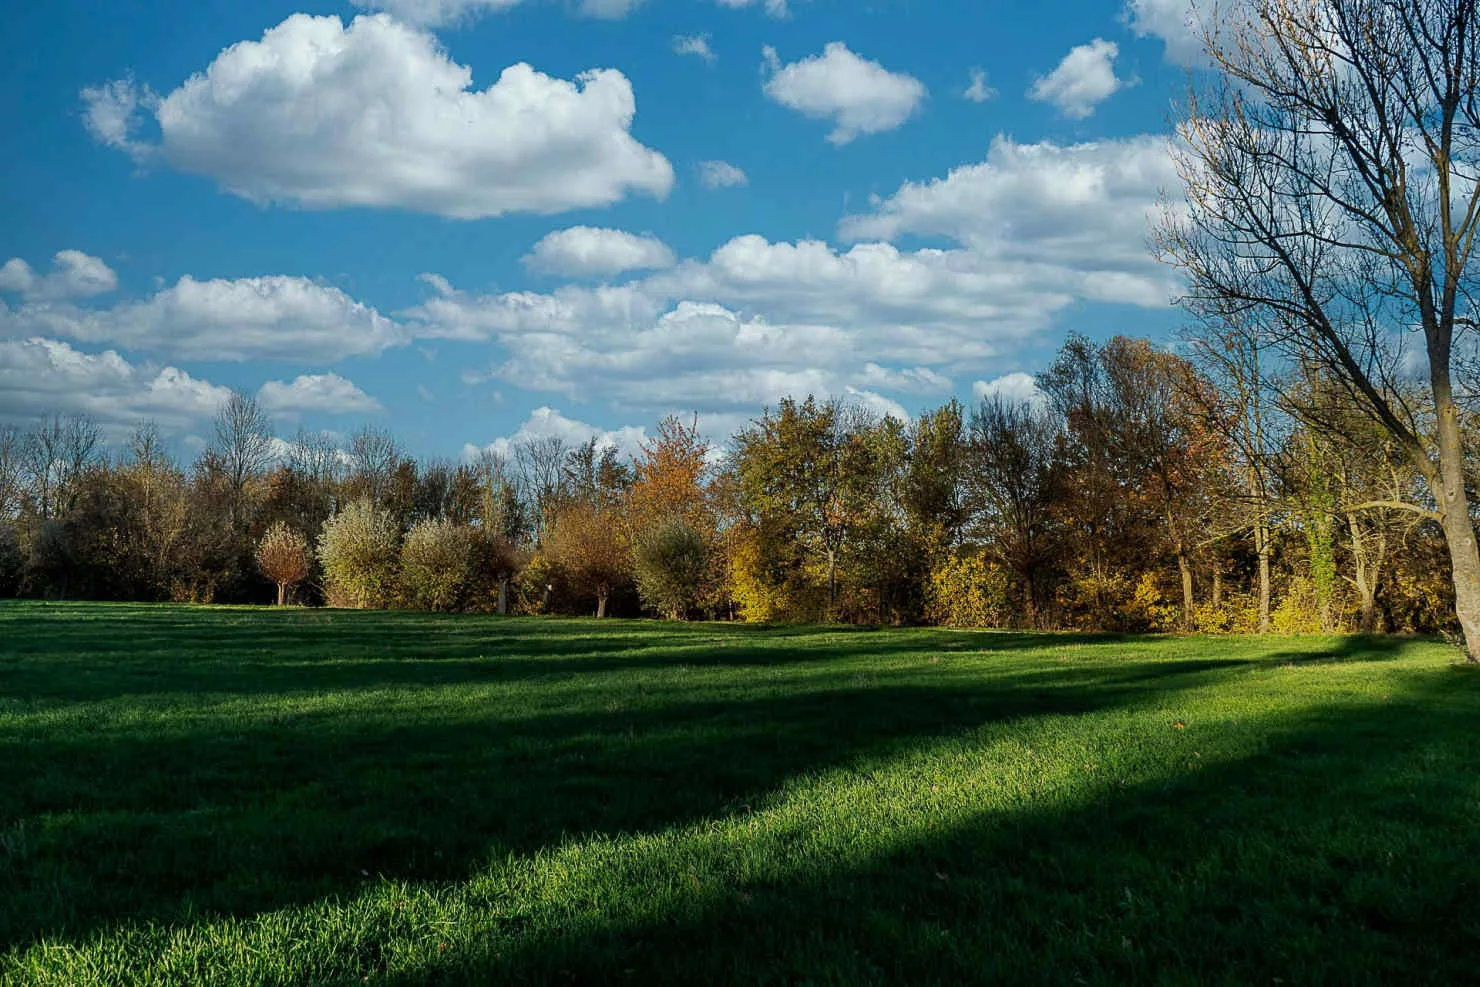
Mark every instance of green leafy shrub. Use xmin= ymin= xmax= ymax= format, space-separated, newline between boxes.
xmin=926 ymin=552 xmax=1011 ymax=628
xmin=318 ymin=498 xmax=399 ymax=610
xmin=633 ymin=517 xmax=709 ymax=619
xmin=399 ymin=518 xmax=474 ymax=612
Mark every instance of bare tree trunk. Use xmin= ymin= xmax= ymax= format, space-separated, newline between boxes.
xmin=596 ymin=589 xmax=608 ymax=619
xmin=497 ymin=577 xmax=509 ymax=615
xmin=1346 ymin=514 xmax=1386 ymax=635
xmin=1177 ymin=551 xmax=1194 ymax=630
xmin=1255 ymin=522 xmax=1272 ymax=633
xmin=1212 ymin=568 xmax=1223 ymax=610
xmin=826 ymin=548 xmax=837 ymax=620
xmin=1434 ymin=397 xmax=1480 ymax=661
xmin=1170 ymin=510 xmax=1193 ymax=629
xmin=277 ymin=582 xmax=286 ymax=607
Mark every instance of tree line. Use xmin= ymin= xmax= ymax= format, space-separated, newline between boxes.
xmin=0 ymin=331 xmax=1460 ymax=635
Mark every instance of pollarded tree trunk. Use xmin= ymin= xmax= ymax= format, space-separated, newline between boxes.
xmin=596 ymin=588 xmax=609 ymax=619
xmin=276 ymin=582 xmax=287 ymax=606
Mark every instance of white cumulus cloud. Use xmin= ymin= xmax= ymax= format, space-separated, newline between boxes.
xmin=258 ymin=373 xmax=382 ymax=416
xmin=762 ymin=42 xmax=926 ymax=145
xmin=523 ymin=227 xmax=677 ymax=278
xmin=83 ymin=13 xmax=673 ymax=219
xmin=0 ymin=250 xmax=118 ymax=301
xmin=464 ymin=406 xmax=649 ymax=462
xmin=840 ymin=134 xmax=1181 ymax=307
xmin=0 ymin=337 xmax=231 ymax=430
xmin=0 ymin=273 xmax=405 ymax=363
xmin=1029 ymin=38 xmax=1125 ymax=119
xmin=1124 ymin=0 xmax=1210 ymax=65
xmin=972 ymin=372 xmax=1045 ymax=408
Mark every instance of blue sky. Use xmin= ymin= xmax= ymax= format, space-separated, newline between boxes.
xmin=0 ymin=0 xmax=1204 ymax=460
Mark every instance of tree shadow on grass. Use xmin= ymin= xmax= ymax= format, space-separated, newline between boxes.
xmin=0 ymin=605 xmax=1211 ymax=704
xmin=0 ymin=647 xmax=1246 ymax=953
xmin=387 ymin=667 xmax=1480 ymax=986
xmin=1260 ymin=632 xmax=1421 ymax=665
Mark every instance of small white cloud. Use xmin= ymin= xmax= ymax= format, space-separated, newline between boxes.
xmin=1029 ymin=38 xmax=1125 ymax=119
xmin=354 ymin=0 xmax=645 ymax=26
xmin=973 ymin=372 xmax=1045 ymax=407
xmin=0 ymin=251 xmax=118 ymax=301
xmin=698 ymin=160 xmax=749 ymax=189
xmin=84 ymin=14 xmax=673 ymax=220
xmin=762 ymin=42 xmax=927 ymax=145
xmin=715 ymin=0 xmax=788 ymax=16
xmin=674 ymin=33 xmax=717 ymax=62
xmin=578 ymin=0 xmax=645 ymax=18
xmin=857 ymin=363 xmax=953 ymax=394
xmin=352 ymin=0 xmax=522 ymax=27
xmin=523 ymin=227 xmax=676 ymax=278
xmin=464 ymin=406 xmax=649 ymax=462
xmin=258 ymin=373 xmax=381 ymax=416
xmin=80 ymin=76 xmax=155 ymax=155
xmin=963 ymin=68 xmax=996 ymax=103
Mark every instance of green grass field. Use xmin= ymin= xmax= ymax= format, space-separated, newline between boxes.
xmin=2 ymin=602 xmax=1478 ymax=985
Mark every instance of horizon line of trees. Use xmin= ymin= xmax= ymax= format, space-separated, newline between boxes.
xmin=0 ymin=331 xmax=1463 ymax=637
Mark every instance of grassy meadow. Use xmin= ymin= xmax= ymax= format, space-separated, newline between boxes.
xmin=1 ymin=601 xmax=1478 ymax=984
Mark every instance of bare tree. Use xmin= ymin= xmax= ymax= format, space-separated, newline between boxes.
xmin=21 ymin=413 xmax=101 ymax=519
xmin=289 ymin=429 xmax=345 ymax=489
xmin=1158 ymin=0 xmax=1480 ymax=658
xmin=965 ymin=397 xmax=1061 ymax=627
xmin=1184 ymin=319 xmax=1291 ymax=631
xmin=346 ymin=426 xmax=399 ymax=503
xmin=210 ymin=391 xmax=274 ymax=530
xmin=515 ymin=436 xmax=569 ymax=541
xmin=0 ymin=425 xmax=20 ymax=520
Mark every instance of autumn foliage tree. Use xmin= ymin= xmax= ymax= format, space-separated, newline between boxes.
xmin=256 ymin=521 xmax=310 ymax=606
xmin=545 ymin=498 xmax=628 ymax=618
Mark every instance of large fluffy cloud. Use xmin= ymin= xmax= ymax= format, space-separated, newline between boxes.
xmin=1 ymin=268 xmax=404 ymax=362
xmin=762 ymin=43 xmax=926 ymax=145
xmin=523 ymin=227 xmax=676 ymax=278
xmin=0 ymin=250 xmax=118 ymax=301
xmin=82 ymin=13 xmax=673 ymax=219
xmin=408 ymin=236 xmax=1027 ymax=415
xmin=840 ymin=135 xmax=1182 ymax=306
xmin=1028 ymin=39 xmax=1126 ymax=119
xmin=0 ymin=337 xmax=231 ymax=430
xmin=406 ymin=131 xmax=1180 ymax=416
